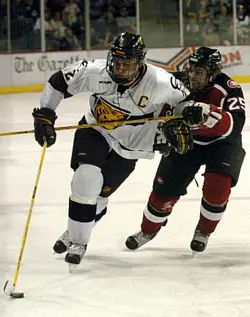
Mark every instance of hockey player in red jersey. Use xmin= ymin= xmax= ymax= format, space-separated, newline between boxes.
xmin=125 ymin=46 xmax=246 ymax=253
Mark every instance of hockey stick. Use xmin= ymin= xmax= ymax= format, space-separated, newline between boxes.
xmin=3 ymin=142 xmax=47 ymax=299
xmin=0 ymin=115 xmax=180 ymax=137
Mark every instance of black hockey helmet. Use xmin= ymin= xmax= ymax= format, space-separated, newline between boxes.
xmin=106 ymin=32 xmax=147 ymax=85
xmin=188 ymin=46 xmax=222 ymax=90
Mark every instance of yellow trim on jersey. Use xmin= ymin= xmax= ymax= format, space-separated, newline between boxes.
xmin=178 ymin=126 xmax=185 ymax=155
xmin=130 ymin=64 xmax=147 ymax=89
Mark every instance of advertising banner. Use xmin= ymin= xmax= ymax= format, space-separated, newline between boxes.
xmin=0 ymin=46 xmax=250 ymax=92
xmin=11 ymin=51 xmax=88 ymax=86
xmin=146 ymin=46 xmax=247 ymax=77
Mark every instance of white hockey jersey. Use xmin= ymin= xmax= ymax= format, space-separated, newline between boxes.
xmin=40 ymin=59 xmax=190 ymax=159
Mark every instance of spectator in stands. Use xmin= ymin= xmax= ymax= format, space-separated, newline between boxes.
xmin=207 ymin=0 xmax=217 ymax=20
xmin=239 ymin=0 xmax=250 ymax=16
xmin=123 ymin=0 xmax=136 ymax=16
xmin=11 ymin=0 xmax=26 ymax=20
xmin=219 ymin=0 xmax=231 ymax=14
xmin=102 ymin=0 xmax=116 ymax=16
xmin=200 ymin=16 xmax=212 ymax=36
xmin=184 ymin=0 xmax=200 ymax=18
xmin=90 ymin=27 xmax=104 ymax=48
xmin=10 ymin=0 xmax=36 ymax=51
xmin=34 ymin=9 xmax=53 ymax=33
xmin=116 ymin=7 xmax=136 ymax=33
xmin=22 ymin=0 xmax=38 ymax=23
xmin=46 ymin=11 xmax=65 ymax=50
xmin=213 ymin=0 xmax=231 ymax=25
xmin=46 ymin=0 xmax=66 ymax=17
xmin=184 ymin=15 xmax=201 ymax=46
xmin=101 ymin=10 xmax=119 ymax=48
xmin=198 ymin=0 xmax=210 ymax=24
xmin=71 ymin=12 xmax=85 ymax=47
xmin=103 ymin=31 xmax=116 ymax=48
xmin=63 ymin=10 xmax=72 ymax=28
xmin=64 ymin=0 xmax=80 ymax=24
xmin=223 ymin=22 xmax=234 ymax=45
xmin=203 ymin=25 xmax=220 ymax=45
xmin=60 ymin=27 xmax=81 ymax=50
xmin=90 ymin=0 xmax=105 ymax=20
xmin=50 ymin=11 xmax=65 ymax=38
xmin=33 ymin=9 xmax=55 ymax=50
xmin=237 ymin=4 xmax=249 ymax=44
xmin=220 ymin=0 xmax=230 ymax=8
xmin=216 ymin=4 xmax=232 ymax=44
xmin=75 ymin=0 xmax=84 ymax=11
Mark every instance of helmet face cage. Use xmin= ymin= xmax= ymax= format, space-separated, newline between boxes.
xmin=106 ymin=33 xmax=146 ymax=85
xmin=188 ymin=64 xmax=210 ymax=91
xmin=187 ymin=47 xmax=222 ymax=91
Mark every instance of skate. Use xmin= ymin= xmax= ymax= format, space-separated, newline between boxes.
xmin=53 ymin=230 xmax=69 ymax=254
xmin=190 ymin=225 xmax=210 ymax=254
xmin=125 ymin=230 xmax=159 ymax=250
xmin=65 ymin=243 xmax=87 ymax=265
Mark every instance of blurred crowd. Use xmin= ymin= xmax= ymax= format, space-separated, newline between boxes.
xmin=0 ymin=0 xmax=136 ymax=52
xmin=184 ymin=0 xmax=250 ymax=46
xmin=1 ymin=0 xmax=250 ymax=52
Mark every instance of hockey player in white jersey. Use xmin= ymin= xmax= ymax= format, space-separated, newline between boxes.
xmin=32 ymin=32 xmax=193 ymax=266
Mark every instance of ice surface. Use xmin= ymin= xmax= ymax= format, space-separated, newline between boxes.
xmin=0 ymin=86 xmax=250 ymax=317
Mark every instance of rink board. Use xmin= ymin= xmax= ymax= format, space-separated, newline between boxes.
xmin=0 ymin=46 xmax=250 ymax=94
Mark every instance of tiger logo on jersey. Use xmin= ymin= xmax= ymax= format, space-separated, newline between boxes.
xmin=94 ymin=98 xmax=128 ymax=130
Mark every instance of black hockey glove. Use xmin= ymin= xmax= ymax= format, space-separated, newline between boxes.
xmin=182 ymin=104 xmax=203 ymax=125
xmin=32 ymin=107 xmax=57 ymax=147
xmin=162 ymin=119 xmax=193 ymax=155
xmin=182 ymin=101 xmax=222 ymax=128
xmin=153 ymin=128 xmax=171 ymax=157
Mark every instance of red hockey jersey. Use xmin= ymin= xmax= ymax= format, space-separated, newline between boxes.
xmin=173 ymin=72 xmax=246 ymax=146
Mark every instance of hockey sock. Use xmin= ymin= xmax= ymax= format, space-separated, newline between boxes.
xmin=141 ymin=191 xmax=179 ymax=234
xmin=200 ymin=173 xmax=231 ymax=234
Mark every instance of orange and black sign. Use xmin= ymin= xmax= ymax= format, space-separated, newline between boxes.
xmin=148 ymin=47 xmax=196 ymax=72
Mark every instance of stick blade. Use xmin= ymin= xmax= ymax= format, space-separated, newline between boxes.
xmin=3 ymin=280 xmax=14 ymax=296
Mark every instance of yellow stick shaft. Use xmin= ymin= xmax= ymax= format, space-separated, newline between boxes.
xmin=0 ymin=115 xmax=180 ymax=137
xmin=12 ymin=142 xmax=47 ymax=288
